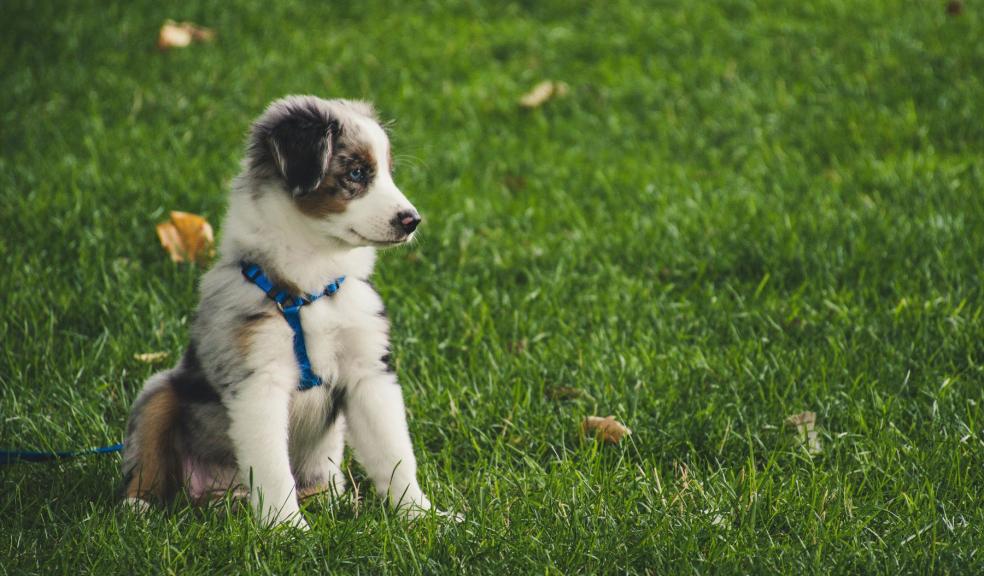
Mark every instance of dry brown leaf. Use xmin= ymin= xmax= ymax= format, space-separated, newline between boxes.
xmin=158 ymin=20 xmax=215 ymax=51
xmin=785 ymin=411 xmax=822 ymax=455
xmin=194 ymin=486 xmax=250 ymax=510
xmin=581 ymin=415 xmax=632 ymax=444
xmin=297 ymin=484 xmax=332 ymax=501
xmin=519 ymin=80 xmax=569 ymax=108
xmin=509 ymin=339 xmax=528 ymax=354
xmin=134 ymin=351 xmax=169 ymax=363
xmin=503 ymin=174 xmax=527 ymax=191
xmin=156 ymin=211 xmax=215 ymax=265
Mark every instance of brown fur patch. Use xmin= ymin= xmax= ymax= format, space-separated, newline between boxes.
xmin=125 ymin=385 xmax=181 ymax=503
xmin=295 ymin=176 xmax=350 ymax=217
xmin=344 ymin=142 xmax=377 ymax=177
xmin=267 ymin=270 xmax=303 ymax=298
xmin=235 ymin=310 xmax=275 ymax=354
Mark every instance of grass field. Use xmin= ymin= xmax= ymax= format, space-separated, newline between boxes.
xmin=2 ymin=0 xmax=983 ymax=573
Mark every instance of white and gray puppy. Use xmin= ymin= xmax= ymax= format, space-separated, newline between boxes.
xmin=122 ymin=95 xmax=451 ymax=529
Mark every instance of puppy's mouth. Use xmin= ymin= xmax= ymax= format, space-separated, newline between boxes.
xmin=349 ymin=229 xmax=409 ymax=247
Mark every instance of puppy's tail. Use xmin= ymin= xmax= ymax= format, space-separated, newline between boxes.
xmin=121 ymin=375 xmax=182 ymax=506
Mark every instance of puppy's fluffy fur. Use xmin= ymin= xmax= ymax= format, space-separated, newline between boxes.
xmin=122 ymin=96 xmax=448 ymax=528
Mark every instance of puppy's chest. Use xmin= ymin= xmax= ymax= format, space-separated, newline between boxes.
xmin=301 ymin=294 xmax=386 ymax=381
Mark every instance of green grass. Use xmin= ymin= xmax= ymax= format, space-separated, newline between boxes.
xmin=2 ymin=0 xmax=983 ymax=573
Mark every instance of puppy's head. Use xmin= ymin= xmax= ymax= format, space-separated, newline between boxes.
xmin=246 ymin=96 xmax=419 ymax=247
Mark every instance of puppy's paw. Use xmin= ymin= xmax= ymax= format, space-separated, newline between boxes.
xmin=284 ymin=514 xmax=310 ymax=532
xmin=122 ymin=497 xmax=151 ymax=514
xmin=268 ymin=510 xmax=310 ymax=532
xmin=255 ymin=498 xmax=309 ymax=532
xmin=435 ymin=508 xmax=465 ymax=523
xmin=399 ymin=500 xmax=463 ymax=523
xmin=262 ymin=509 xmax=310 ymax=532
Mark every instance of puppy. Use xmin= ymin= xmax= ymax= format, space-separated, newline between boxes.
xmin=122 ymin=96 xmax=450 ymax=529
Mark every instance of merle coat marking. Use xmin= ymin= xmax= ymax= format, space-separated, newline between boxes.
xmin=121 ymin=96 xmax=449 ymax=529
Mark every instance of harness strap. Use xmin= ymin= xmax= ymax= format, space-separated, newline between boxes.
xmin=281 ymin=303 xmax=322 ymax=390
xmin=240 ymin=262 xmax=345 ymax=391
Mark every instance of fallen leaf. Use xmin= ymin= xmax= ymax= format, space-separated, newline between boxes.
xmin=156 ymin=211 xmax=215 ymax=265
xmin=201 ymin=486 xmax=248 ymax=506
xmin=785 ymin=411 xmax=822 ymax=454
xmin=134 ymin=351 xmax=169 ymax=363
xmin=676 ymin=461 xmax=689 ymax=485
xmin=519 ymin=80 xmax=569 ymax=108
xmin=503 ymin=174 xmax=527 ymax=191
xmin=158 ymin=20 xmax=215 ymax=51
xmin=581 ymin=415 xmax=632 ymax=444
xmin=509 ymin=339 xmax=528 ymax=354
xmin=297 ymin=484 xmax=332 ymax=501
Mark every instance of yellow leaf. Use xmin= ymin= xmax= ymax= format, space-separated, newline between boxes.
xmin=581 ymin=415 xmax=632 ymax=444
xmin=785 ymin=411 xmax=823 ymax=455
xmin=156 ymin=210 xmax=215 ymax=265
xmin=134 ymin=351 xmax=169 ymax=363
xmin=158 ymin=20 xmax=215 ymax=51
xmin=519 ymin=80 xmax=569 ymax=108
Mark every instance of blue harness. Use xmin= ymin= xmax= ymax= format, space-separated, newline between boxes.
xmin=240 ymin=261 xmax=345 ymax=390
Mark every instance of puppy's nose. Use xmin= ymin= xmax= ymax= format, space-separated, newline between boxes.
xmin=394 ymin=210 xmax=421 ymax=234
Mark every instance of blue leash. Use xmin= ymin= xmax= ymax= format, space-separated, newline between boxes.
xmin=3 ymin=263 xmax=340 ymax=464
xmin=0 ymin=442 xmax=123 ymax=465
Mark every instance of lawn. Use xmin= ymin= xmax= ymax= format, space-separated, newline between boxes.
xmin=1 ymin=0 xmax=983 ymax=573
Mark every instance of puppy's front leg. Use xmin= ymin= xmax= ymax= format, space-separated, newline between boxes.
xmin=344 ymin=374 xmax=434 ymax=516
xmin=227 ymin=375 xmax=307 ymax=529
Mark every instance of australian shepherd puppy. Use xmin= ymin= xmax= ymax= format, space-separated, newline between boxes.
xmin=122 ymin=96 xmax=453 ymax=529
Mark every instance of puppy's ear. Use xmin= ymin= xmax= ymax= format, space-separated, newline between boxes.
xmin=268 ymin=116 xmax=338 ymax=194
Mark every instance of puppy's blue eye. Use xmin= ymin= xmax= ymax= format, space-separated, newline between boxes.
xmin=348 ymin=168 xmax=367 ymax=183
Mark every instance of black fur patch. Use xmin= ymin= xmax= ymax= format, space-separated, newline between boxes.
xmin=120 ymin=468 xmax=134 ymax=492
xmin=326 ymin=386 xmax=346 ymax=429
xmin=171 ymin=344 xmax=222 ymax=404
xmin=380 ymin=352 xmax=394 ymax=373
xmin=242 ymin=312 xmax=269 ymax=323
xmin=249 ymin=99 xmax=339 ymax=194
